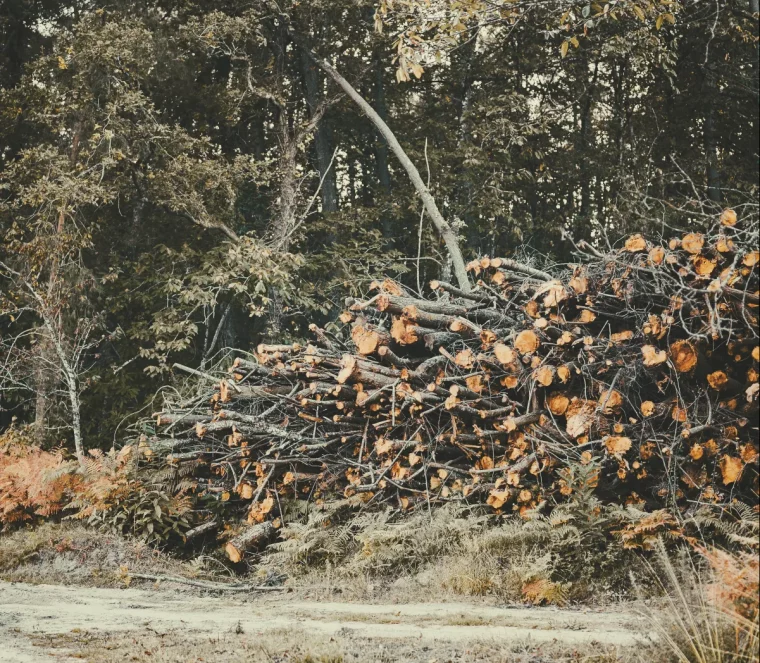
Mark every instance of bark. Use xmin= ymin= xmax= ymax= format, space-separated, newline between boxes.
xmin=33 ymin=333 xmax=53 ymax=444
xmin=225 ymin=521 xmax=275 ymax=562
xmin=703 ymin=76 xmax=722 ymax=204
xmin=35 ymin=126 xmax=82 ymax=444
xmin=456 ymin=33 xmax=479 ymax=145
xmin=455 ymin=33 xmax=479 ymax=251
xmin=576 ymin=61 xmax=599 ymax=231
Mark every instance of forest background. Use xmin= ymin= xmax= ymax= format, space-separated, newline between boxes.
xmin=0 ymin=0 xmax=758 ymax=457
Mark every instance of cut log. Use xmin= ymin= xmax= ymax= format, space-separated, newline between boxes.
xmin=225 ymin=522 xmax=275 ymax=563
xmin=145 ymin=222 xmax=759 ymax=558
xmin=670 ymin=340 xmax=699 ymax=373
xmin=184 ymin=519 xmax=219 ymax=542
xmin=514 ymin=330 xmax=540 ymax=354
xmin=351 ymin=321 xmax=391 ymax=355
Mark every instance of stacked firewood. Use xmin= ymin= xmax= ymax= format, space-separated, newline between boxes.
xmin=148 ymin=212 xmax=759 ymax=561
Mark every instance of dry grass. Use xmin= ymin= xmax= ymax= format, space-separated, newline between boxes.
xmin=640 ymin=542 xmax=759 ymax=663
xmin=29 ymin=628 xmax=346 ymax=663
xmin=262 ymin=502 xmax=653 ymax=606
xmin=4 ymin=512 xmax=756 ymax=663
xmin=0 ymin=521 xmax=192 ymax=586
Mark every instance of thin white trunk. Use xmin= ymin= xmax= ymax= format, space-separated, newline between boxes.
xmin=64 ymin=367 xmax=84 ymax=464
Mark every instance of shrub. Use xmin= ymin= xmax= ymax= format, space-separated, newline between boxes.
xmin=0 ymin=428 xmax=192 ymax=544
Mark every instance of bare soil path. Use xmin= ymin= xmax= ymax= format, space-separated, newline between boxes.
xmin=0 ymin=581 xmax=645 ymax=662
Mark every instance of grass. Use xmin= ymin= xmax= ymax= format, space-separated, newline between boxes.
xmin=639 ymin=542 xmax=759 ymax=663
xmin=29 ymin=628 xmax=347 ymax=663
xmin=4 ymin=509 xmax=757 ymax=662
xmin=261 ymin=501 xmax=659 ymax=607
xmin=0 ymin=521 xmax=194 ymax=586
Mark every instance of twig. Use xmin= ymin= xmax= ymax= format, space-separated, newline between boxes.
xmin=128 ymin=573 xmax=283 ymax=592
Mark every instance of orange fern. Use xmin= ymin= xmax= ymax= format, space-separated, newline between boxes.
xmin=700 ymin=546 xmax=759 ymax=623
xmin=0 ymin=426 xmax=79 ymax=524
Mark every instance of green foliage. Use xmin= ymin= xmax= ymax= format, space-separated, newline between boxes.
xmin=139 ymin=237 xmax=305 ymax=373
xmin=78 ymin=487 xmax=192 ymax=546
xmin=65 ymin=448 xmax=195 ymax=546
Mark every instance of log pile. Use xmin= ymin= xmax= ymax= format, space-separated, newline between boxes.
xmin=148 ymin=213 xmax=759 ymax=560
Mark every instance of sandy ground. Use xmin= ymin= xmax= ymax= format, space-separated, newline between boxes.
xmin=0 ymin=581 xmax=646 ymax=661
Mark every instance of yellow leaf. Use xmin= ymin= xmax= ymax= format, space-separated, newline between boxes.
xmin=561 ymin=41 xmax=569 ymax=58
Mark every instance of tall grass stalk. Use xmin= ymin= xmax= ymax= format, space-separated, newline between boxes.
xmin=640 ymin=540 xmax=758 ymax=663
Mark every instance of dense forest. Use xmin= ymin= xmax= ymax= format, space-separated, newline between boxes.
xmin=0 ymin=0 xmax=758 ymax=466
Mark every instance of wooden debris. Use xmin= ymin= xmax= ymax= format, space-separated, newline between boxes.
xmin=148 ymin=219 xmax=759 ymax=559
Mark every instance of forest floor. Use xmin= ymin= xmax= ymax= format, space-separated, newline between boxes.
xmin=0 ymin=580 xmax=648 ymax=663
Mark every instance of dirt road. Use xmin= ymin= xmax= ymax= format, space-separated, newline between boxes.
xmin=0 ymin=581 xmax=646 ymax=662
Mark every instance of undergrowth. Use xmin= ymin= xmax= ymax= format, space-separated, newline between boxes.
xmin=640 ymin=540 xmax=759 ymax=663
xmin=3 ymin=421 xmax=758 ymax=640
xmin=0 ymin=424 xmax=195 ymax=545
xmin=261 ymin=461 xmax=690 ymax=604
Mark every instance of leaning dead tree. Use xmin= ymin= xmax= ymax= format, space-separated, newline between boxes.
xmin=144 ymin=214 xmax=758 ymax=561
xmin=280 ymin=13 xmax=471 ymax=292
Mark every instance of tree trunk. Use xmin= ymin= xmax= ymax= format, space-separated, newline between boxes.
xmin=703 ymin=68 xmax=722 ymax=204
xmin=300 ymin=48 xmax=339 ymax=213
xmin=268 ymin=27 xmax=298 ymax=250
xmin=373 ymin=53 xmax=392 ymax=194
xmin=34 ymin=127 xmax=83 ymax=442
xmin=270 ymin=122 xmax=299 ymax=250
xmin=66 ymin=369 xmax=84 ymax=464
xmin=33 ymin=338 xmax=52 ymax=444
xmin=573 ymin=60 xmax=598 ymax=240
